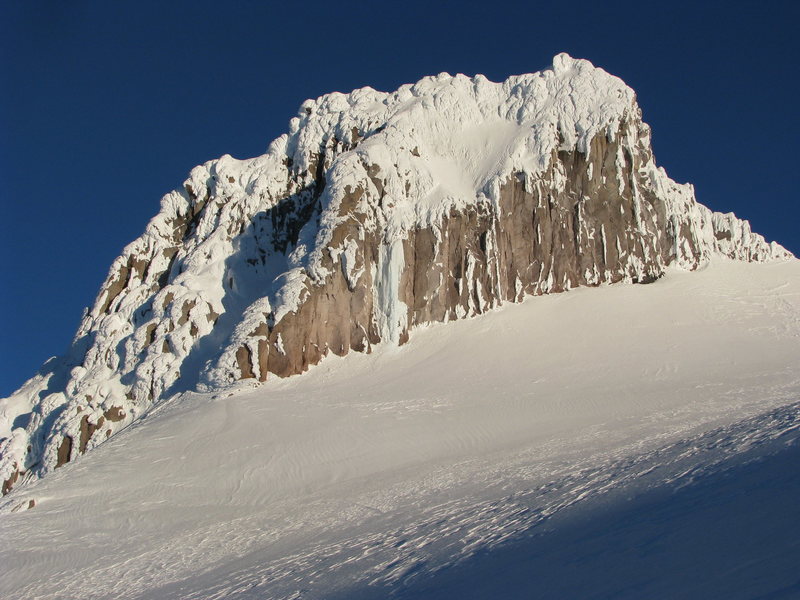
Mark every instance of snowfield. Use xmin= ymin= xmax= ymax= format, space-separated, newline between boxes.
xmin=1 ymin=258 xmax=799 ymax=599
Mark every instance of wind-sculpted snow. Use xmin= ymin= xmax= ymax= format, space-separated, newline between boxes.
xmin=0 ymin=54 xmax=792 ymax=494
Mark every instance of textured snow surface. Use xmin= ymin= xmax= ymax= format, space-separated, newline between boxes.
xmin=0 ymin=53 xmax=792 ymax=493
xmin=2 ymin=259 xmax=799 ymax=599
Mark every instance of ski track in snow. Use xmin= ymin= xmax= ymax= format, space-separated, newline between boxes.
xmin=1 ymin=259 xmax=799 ymax=599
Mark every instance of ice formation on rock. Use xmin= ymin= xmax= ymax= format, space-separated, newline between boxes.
xmin=0 ymin=54 xmax=791 ymax=495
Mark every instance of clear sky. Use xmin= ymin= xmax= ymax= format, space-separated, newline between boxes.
xmin=1 ymin=0 xmax=798 ymax=396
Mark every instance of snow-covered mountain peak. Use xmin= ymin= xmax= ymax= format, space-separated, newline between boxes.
xmin=180 ymin=54 xmax=635 ymax=236
xmin=0 ymin=56 xmax=792 ymax=496
xmin=285 ymin=53 xmax=634 ymax=177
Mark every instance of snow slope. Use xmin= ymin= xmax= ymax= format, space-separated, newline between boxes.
xmin=1 ymin=258 xmax=798 ymax=599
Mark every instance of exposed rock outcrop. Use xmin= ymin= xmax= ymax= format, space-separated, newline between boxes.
xmin=0 ymin=54 xmax=791 ymax=495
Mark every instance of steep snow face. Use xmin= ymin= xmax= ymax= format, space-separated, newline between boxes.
xmin=0 ymin=54 xmax=792 ymax=495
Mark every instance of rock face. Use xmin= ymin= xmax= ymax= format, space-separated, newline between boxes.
xmin=0 ymin=54 xmax=792 ymax=495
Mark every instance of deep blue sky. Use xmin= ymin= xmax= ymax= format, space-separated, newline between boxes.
xmin=1 ymin=1 xmax=798 ymax=396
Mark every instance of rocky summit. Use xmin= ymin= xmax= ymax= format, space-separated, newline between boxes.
xmin=0 ymin=54 xmax=791 ymax=495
